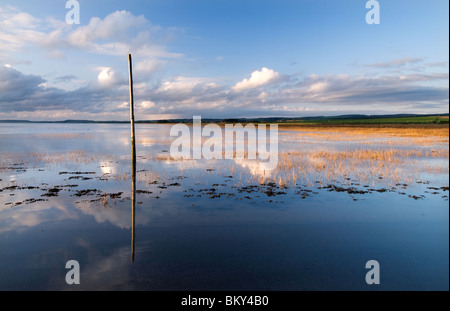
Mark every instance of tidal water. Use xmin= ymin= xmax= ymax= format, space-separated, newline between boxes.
xmin=0 ymin=123 xmax=448 ymax=290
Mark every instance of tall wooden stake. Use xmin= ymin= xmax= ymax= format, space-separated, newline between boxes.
xmin=129 ymin=54 xmax=136 ymax=263
xmin=129 ymin=54 xmax=136 ymax=165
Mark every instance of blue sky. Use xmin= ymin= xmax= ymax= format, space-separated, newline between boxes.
xmin=0 ymin=0 xmax=448 ymax=120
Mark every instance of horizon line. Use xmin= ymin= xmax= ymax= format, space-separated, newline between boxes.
xmin=0 ymin=113 xmax=448 ymax=123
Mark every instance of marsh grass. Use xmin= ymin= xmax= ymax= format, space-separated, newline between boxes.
xmin=1 ymin=125 xmax=447 ymax=198
xmin=149 ymin=125 xmax=448 ymax=187
xmin=0 ymin=151 xmax=105 ymax=172
xmin=188 ymin=126 xmax=449 ymax=189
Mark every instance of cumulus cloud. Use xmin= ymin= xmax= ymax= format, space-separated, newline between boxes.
xmin=146 ymin=69 xmax=448 ymax=117
xmin=154 ymin=77 xmax=222 ymax=101
xmin=0 ymin=65 xmax=129 ymax=114
xmin=59 ymin=10 xmax=183 ymax=60
xmin=1 ymin=62 xmax=448 ymax=120
xmin=232 ymin=67 xmax=280 ymax=92
xmin=0 ymin=6 xmax=182 ymax=70
xmin=157 ymin=77 xmax=204 ymax=93
xmin=0 ymin=5 xmax=448 ymax=119
xmin=264 ymin=73 xmax=449 ymax=111
xmin=139 ymin=100 xmax=155 ymax=109
xmin=0 ymin=65 xmax=57 ymax=109
xmin=118 ymin=102 xmax=129 ymax=109
xmin=134 ymin=58 xmax=165 ymax=77
xmin=67 ymin=11 xmax=147 ymax=47
xmin=0 ymin=6 xmax=46 ymax=61
xmin=97 ymin=67 xmax=122 ymax=86
xmin=1 ymin=5 xmax=448 ymax=120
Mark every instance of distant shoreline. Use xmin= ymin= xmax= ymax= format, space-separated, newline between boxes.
xmin=0 ymin=113 xmax=448 ymax=126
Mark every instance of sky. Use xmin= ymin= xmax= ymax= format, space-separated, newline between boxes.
xmin=0 ymin=0 xmax=448 ymax=121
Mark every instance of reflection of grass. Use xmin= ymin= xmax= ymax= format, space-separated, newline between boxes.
xmin=32 ymin=133 xmax=92 ymax=139
xmin=148 ymin=125 xmax=449 ymax=189
xmin=0 ymin=151 xmax=105 ymax=171
xmin=1 ymin=125 xmax=448 ymax=200
xmin=273 ymin=147 xmax=448 ymax=187
xmin=236 ymin=126 xmax=448 ymax=189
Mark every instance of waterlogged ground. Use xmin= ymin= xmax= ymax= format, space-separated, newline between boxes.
xmin=0 ymin=123 xmax=448 ymax=290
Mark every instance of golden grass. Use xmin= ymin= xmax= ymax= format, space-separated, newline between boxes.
xmin=278 ymin=146 xmax=445 ymax=187
xmin=278 ymin=124 xmax=449 ymax=138
xmin=277 ymin=126 xmax=449 ymax=149
xmin=1 ymin=125 xmax=447 ymax=193
xmin=147 ymin=125 xmax=449 ymax=189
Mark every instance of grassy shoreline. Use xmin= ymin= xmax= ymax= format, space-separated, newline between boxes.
xmin=1 ymin=114 xmax=448 ymax=125
xmin=276 ymin=123 xmax=449 ymax=129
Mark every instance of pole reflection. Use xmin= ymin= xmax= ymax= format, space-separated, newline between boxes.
xmin=131 ymin=155 xmax=136 ymax=262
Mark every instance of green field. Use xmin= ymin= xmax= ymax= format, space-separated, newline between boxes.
xmin=281 ymin=115 xmax=449 ymax=125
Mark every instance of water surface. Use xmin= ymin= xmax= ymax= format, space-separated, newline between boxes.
xmin=0 ymin=123 xmax=448 ymax=290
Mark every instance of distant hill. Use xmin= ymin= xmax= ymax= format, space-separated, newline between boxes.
xmin=0 ymin=113 xmax=448 ymax=124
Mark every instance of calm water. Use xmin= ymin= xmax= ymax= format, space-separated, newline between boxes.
xmin=0 ymin=123 xmax=448 ymax=290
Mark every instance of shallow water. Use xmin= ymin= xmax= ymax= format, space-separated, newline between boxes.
xmin=0 ymin=123 xmax=448 ymax=290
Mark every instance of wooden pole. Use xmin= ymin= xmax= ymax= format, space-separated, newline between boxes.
xmin=129 ymin=54 xmax=136 ymax=165
xmin=131 ymin=172 xmax=135 ymax=263
xmin=129 ymin=54 xmax=136 ymax=263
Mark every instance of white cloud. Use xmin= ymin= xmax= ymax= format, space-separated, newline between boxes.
xmin=0 ymin=6 xmax=46 ymax=58
xmin=62 ymin=10 xmax=182 ymax=59
xmin=95 ymin=67 xmax=127 ymax=89
xmin=0 ymin=7 xmax=182 ymax=67
xmin=308 ymin=81 xmax=328 ymax=94
xmin=232 ymin=67 xmax=280 ymax=92
xmin=67 ymin=11 xmax=146 ymax=46
xmin=139 ymin=100 xmax=155 ymax=109
xmin=1 ymin=62 xmax=448 ymax=120
xmin=156 ymin=77 xmax=217 ymax=95
xmin=0 ymin=6 xmax=40 ymax=29
xmin=97 ymin=67 xmax=116 ymax=83
xmin=134 ymin=58 xmax=165 ymax=77
xmin=118 ymin=102 xmax=129 ymax=109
